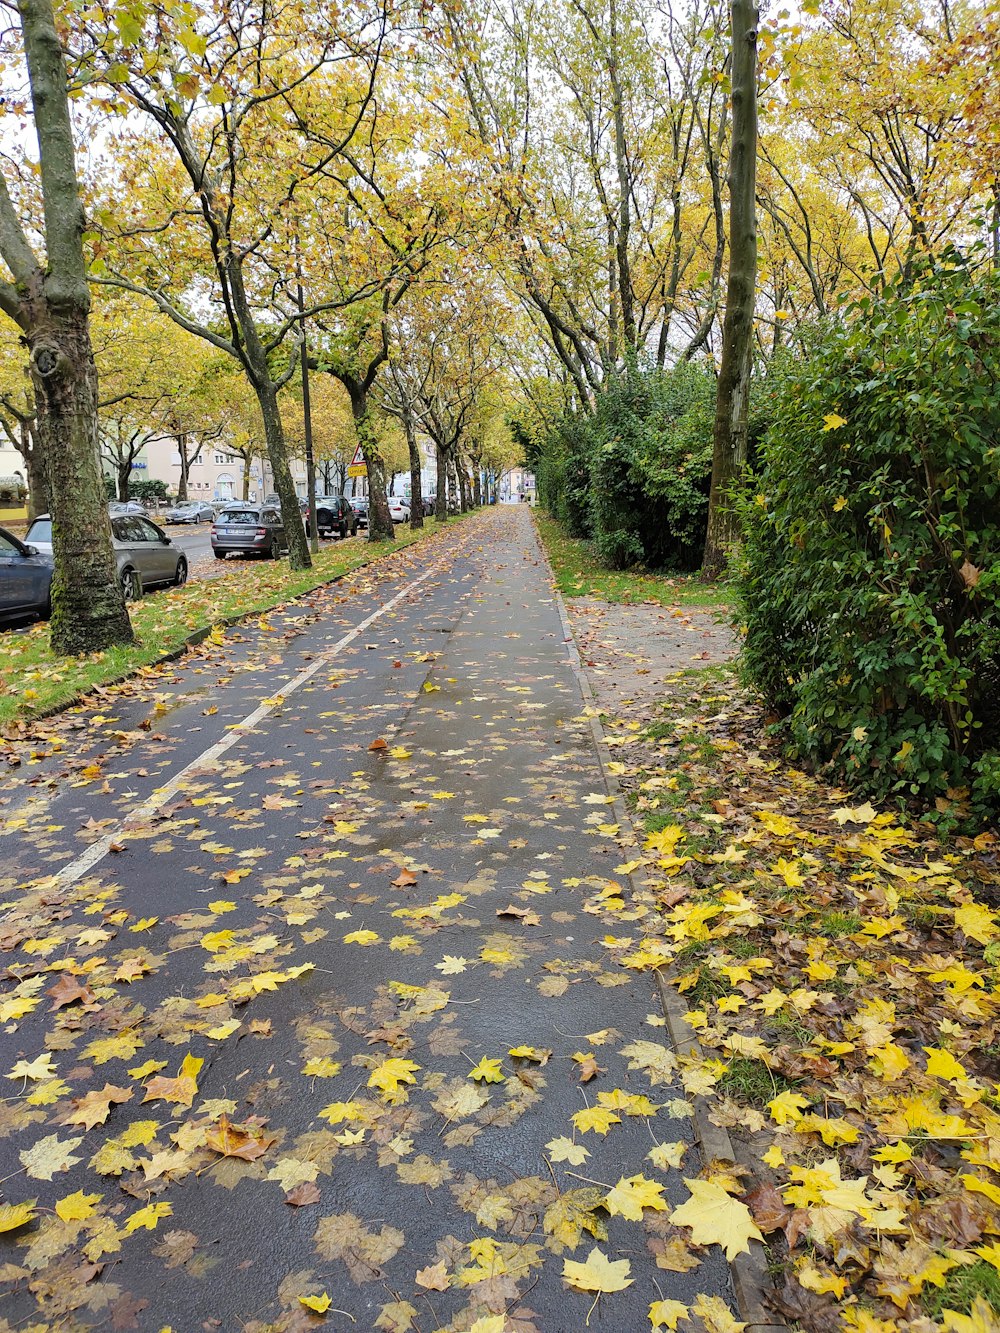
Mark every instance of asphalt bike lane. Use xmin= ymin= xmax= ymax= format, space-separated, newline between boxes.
xmin=0 ymin=525 xmax=483 ymax=879
xmin=0 ymin=507 xmax=736 ymax=1331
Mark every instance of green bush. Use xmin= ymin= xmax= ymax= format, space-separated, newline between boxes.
xmin=738 ymin=255 xmax=1000 ymax=818
xmin=536 ymin=361 xmax=715 ymax=570
xmin=130 ymin=478 xmax=169 ymax=504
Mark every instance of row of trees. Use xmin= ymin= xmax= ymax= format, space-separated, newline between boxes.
xmin=2 ymin=0 xmax=997 ymax=652
xmin=0 ymin=301 xmax=508 ymax=516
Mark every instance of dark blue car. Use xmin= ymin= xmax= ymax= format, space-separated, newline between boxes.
xmin=0 ymin=525 xmax=52 ymax=624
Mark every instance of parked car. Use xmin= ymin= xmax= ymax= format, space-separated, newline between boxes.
xmin=108 ymin=500 xmax=149 ymax=517
xmin=164 ymin=501 xmax=216 ymax=524
xmin=313 ymin=496 xmax=358 ymax=539
xmin=23 ymin=514 xmax=187 ymax=601
xmin=349 ymin=497 xmax=369 ymax=529
xmin=0 ymin=525 xmax=52 ymax=623
xmin=388 ymin=496 xmax=411 ymax=523
xmin=211 ymin=504 xmax=286 ymax=559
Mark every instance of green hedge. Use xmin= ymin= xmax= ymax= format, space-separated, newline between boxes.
xmin=738 ymin=257 xmax=1000 ymax=819
xmin=535 ymin=362 xmax=716 ymax=570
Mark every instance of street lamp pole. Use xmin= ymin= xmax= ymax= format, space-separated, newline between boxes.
xmin=295 ymin=244 xmax=319 ymax=554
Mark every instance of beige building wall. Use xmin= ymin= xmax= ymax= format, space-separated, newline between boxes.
xmin=142 ymin=437 xmax=308 ymax=502
xmin=0 ymin=439 xmax=24 ymax=484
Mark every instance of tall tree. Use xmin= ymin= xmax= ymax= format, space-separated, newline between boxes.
xmin=703 ymin=0 xmax=758 ymax=577
xmin=90 ymin=0 xmax=392 ymax=568
xmin=0 ymin=0 xmax=132 ymax=653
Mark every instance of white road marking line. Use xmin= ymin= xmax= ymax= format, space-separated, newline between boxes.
xmin=40 ymin=560 xmax=444 ymax=893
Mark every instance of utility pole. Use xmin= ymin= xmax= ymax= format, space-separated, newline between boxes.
xmin=295 ymin=247 xmax=319 ymax=553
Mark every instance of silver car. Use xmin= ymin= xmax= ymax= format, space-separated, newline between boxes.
xmin=0 ymin=526 xmax=52 ymax=623
xmin=211 ymin=504 xmax=287 ymax=559
xmin=24 ymin=513 xmax=188 ymax=601
xmin=164 ymin=501 xmax=216 ymax=524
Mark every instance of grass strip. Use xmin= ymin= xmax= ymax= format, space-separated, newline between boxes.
xmin=0 ymin=517 xmax=465 ymax=730
xmin=533 ymin=510 xmax=730 ymax=608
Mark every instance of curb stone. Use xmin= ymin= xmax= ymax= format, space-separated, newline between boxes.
xmin=548 ymin=570 xmax=788 ymax=1333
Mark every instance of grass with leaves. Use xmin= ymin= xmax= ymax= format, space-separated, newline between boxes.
xmin=0 ymin=518 xmax=461 ymax=730
xmin=534 ymin=510 xmax=729 ymax=608
xmin=600 ymin=665 xmax=1000 ymax=1324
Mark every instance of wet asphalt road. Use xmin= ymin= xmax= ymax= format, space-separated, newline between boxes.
xmin=0 ymin=508 xmax=735 ymax=1331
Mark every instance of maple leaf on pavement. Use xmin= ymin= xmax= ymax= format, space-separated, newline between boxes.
xmin=546 ymin=1136 xmax=590 ymax=1165
xmin=124 ymin=1201 xmax=173 ymax=1234
xmin=571 ymin=1106 xmax=621 ymax=1135
xmin=19 ymin=1134 xmax=83 ymax=1181
xmin=205 ymin=1116 xmax=276 ymax=1161
xmin=415 ymin=1261 xmax=450 ymax=1290
xmin=368 ymin=1057 xmax=421 ymax=1103
xmin=7 ymin=1052 xmax=56 ymax=1081
xmin=468 ymin=1056 xmax=504 ymax=1083
xmin=64 ymin=1084 xmax=133 ymax=1129
xmin=561 ymin=1246 xmax=633 ymax=1293
xmin=47 ymin=974 xmax=96 ymax=1009
xmin=0 ymin=1201 xmax=37 ymax=1233
xmin=650 ymin=1300 xmax=690 ymax=1331
xmin=670 ymin=1178 xmax=764 ymax=1260
xmin=142 ymin=1053 xmax=203 ymax=1108
xmin=604 ymin=1174 xmax=668 ymax=1221
xmin=300 ymin=1293 xmax=332 ymax=1313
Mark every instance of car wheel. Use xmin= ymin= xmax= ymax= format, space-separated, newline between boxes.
xmin=174 ymin=557 xmax=188 ymax=586
xmin=121 ymin=568 xmax=142 ymax=601
xmin=340 ymin=519 xmax=347 ymax=539
xmin=266 ymin=537 xmax=277 ymax=559
xmin=214 ymin=549 xmax=227 ymax=560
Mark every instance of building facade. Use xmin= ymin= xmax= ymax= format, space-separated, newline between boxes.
xmin=136 ymin=437 xmax=308 ymax=502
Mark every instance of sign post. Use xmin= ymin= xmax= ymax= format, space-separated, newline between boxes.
xmin=346 ymin=443 xmax=367 ymax=480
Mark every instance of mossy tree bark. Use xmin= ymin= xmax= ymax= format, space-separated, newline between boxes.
xmin=0 ymin=0 xmax=132 ymax=655
xmin=703 ymin=0 xmax=759 ymax=579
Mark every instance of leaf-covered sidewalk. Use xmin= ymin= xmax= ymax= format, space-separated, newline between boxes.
xmin=564 ymin=586 xmax=1000 ymax=1332
xmin=0 ymin=509 xmax=742 ymax=1332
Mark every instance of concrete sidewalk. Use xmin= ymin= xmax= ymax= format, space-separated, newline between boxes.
xmin=0 ymin=507 xmax=737 ymax=1331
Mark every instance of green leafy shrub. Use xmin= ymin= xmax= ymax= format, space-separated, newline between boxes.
xmin=536 ymin=361 xmax=716 ymax=570
xmin=130 ymin=478 xmax=168 ymax=504
xmin=738 ymin=255 xmax=1000 ymax=818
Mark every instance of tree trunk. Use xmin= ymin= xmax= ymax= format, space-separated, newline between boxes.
xmin=347 ymin=389 xmax=393 ymax=541
xmin=29 ymin=313 xmax=134 ymax=653
xmin=241 ymin=454 xmax=252 ymax=500
xmin=117 ymin=456 xmax=130 ymax=501
xmin=6 ymin=0 xmax=133 ymax=654
xmin=472 ymin=467 xmax=482 ymax=508
xmin=609 ymin=0 xmax=635 ymax=353
xmin=703 ymin=0 xmax=758 ymax=579
xmin=254 ymin=376 xmax=310 ymax=568
xmin=177 ymin=432 xmax=189 ymax=501
xmin=21 ymin=419 xmax=49 ymax=519
xmin=403 ymin=408 xmax=424 ymax=530
xmin=456 ymin=459 xmax=468 ymax=513
xmin=435 ymin=440 xmax=449 ymax=522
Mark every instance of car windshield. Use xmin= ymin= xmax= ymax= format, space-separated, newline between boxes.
xmin=26 ymin=519 xmax=52 ymax=543
xmin=218 ymin=509 xmax=259 ymax=524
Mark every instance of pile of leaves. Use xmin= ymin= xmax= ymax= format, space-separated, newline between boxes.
xmin=599 ymin=665 xmax=1000 ymax=1331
